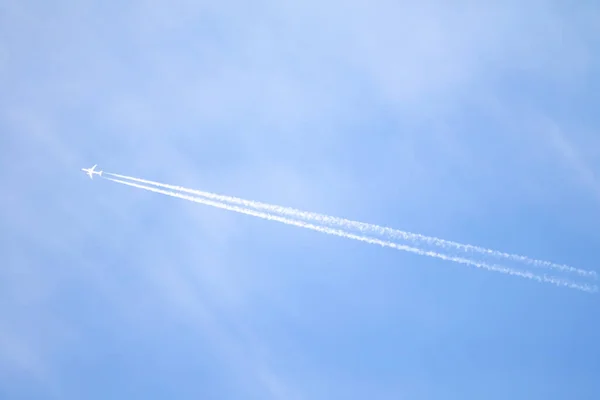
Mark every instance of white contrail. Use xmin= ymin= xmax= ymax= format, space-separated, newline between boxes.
xmin=105 ymin=177 xmax=597 ymax=293
xmin=105 ymin=172 xmax=596 ymax=279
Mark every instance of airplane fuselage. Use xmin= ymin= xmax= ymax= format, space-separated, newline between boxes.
xmin=81 ymin=165 xmax=103 ymax=179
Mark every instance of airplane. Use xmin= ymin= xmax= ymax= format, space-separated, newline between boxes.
xmin=81 ymin=164 xmax=103 ymax=179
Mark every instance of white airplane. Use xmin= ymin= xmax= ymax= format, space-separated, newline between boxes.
xmin=81 ymin=164 xmax=103 ymax=179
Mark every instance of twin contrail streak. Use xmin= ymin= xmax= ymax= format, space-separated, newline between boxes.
xmin=106 ymin=173 xmax=596 ymax=279
xmin=105 ymin=176 xmax=597 ymax=293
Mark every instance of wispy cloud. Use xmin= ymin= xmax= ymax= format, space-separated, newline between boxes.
xmin=541 ymin=118 xmax=600 ymax=201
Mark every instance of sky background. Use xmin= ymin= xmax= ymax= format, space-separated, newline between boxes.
xmin=1 ymin=0 xmax=600 ymax=399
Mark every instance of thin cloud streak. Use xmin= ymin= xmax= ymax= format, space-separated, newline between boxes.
xmin=104 ymin=176 xmax=597 ymax=293
xmin=106 ymin=172 xmax=597 ymax=279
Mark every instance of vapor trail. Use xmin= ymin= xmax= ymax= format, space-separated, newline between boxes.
xmin=106 ymin=172 xmax=596 ymax=279
xmin=105 ymin=177 xmax=597 ymax=293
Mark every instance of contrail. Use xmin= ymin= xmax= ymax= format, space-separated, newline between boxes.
xmin=105 ymin=172 xmax=596 ymax=279
xmin=105 ymin=177 xmax=597 ymax=293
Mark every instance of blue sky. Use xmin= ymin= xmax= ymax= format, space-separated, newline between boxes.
xmin=1 ymin=0 xmax=600 ymax=398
